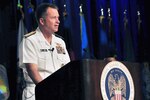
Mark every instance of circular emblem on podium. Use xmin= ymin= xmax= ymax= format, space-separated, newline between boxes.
xmin=100 ymin=61 xmax=134 ymax=100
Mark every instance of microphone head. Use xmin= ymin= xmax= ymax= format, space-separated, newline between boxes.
xmin=51 ymin=48 xmax=54 ymax=51
xmin=48 ymin=48 xmax=54 ymax=52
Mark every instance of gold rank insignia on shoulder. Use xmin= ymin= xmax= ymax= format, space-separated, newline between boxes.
xmin=56 ymin=43 xmax=66 ymax=54
xmin=24 ymin=31 xmax=36 ymax=38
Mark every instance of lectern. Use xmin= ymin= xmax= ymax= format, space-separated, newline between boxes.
xmin=35 ymin=59 xmax=143 ymax=100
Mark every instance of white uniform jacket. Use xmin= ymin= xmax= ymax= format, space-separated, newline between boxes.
xmin=19 ymin=28 xmax=70 ymax=100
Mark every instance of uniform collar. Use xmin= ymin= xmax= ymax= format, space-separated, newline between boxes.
xmin=36 ymin=27 xmax=56 ymax=46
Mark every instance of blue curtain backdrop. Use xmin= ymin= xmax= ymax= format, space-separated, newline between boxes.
xmin=20 ymin=0 xmax=149 ymax=62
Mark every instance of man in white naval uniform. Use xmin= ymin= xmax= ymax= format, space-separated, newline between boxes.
xmin=19 ymin=3 xmax=70 ymax=100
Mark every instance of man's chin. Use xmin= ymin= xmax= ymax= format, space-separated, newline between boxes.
xmin=54 ymin=29 xmax=58 ymax=32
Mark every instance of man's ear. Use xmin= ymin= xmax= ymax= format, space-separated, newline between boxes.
xmin=39 ymin=18 xmax=45 ymax=25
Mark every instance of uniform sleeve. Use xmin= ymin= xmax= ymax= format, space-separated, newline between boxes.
xmin=19 ymin=38 xmax=38 ymax=68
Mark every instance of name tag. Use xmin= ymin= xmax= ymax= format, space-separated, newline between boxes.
xmin=40 ymin=49 xmax=48 ymax=52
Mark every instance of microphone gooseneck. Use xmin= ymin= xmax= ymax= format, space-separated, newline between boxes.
xmin=48 ymin=48 xmax=54 ymax=52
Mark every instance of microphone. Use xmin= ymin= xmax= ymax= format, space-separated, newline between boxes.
xmin=48 ymin=48 xmax=54 ymax=52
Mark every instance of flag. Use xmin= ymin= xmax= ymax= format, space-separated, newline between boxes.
xmin=107 ymin=8 xmax=117 ymax=58
xmin=122 ymin=10 xmax=135 ymax=61
xmin=80 ymin=11 xmax=90 ymax=59
xmin=98 ymin=8 xmax=109 ymax=59
xmin=17 ymin=3 xmax=28 ymax=52
xmin=16 ymin=3 xmax=28 ymax=100
xmin=17 ymin=17 xmax=28 ymax=58
xmin=16 ymin=11 xmax=28 ymax=100
xmin=137 ymin=11 xmax=144 ymax=61
xmin=62 ymin=3 xmax=75 ymax=60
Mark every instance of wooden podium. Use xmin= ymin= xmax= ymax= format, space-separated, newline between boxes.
xmin=35 ymin=59 xmax=143 ymax=100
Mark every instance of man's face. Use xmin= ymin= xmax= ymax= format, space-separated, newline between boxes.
xmin=42 ymin=7 xmax=60 ymax=33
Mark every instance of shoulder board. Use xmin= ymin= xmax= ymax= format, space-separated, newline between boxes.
xmin=24 ymin=31 xmax=36 ymax=38
xmin=54 ymin=33 xmax=64 ymax=40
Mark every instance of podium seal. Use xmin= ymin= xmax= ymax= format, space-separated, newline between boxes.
xmin=100 ymin=61 xmax=134 ymax=100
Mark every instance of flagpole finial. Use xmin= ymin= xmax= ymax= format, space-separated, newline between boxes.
xmin=137 ymin=11 xmax=140 ymax=16
xmin=123 ymin=9 xmax=128 ymax=29
xmin=64 ymin=4 xmax=66 ymax=8
xmin=17 ymin=0 xmax=24 ymax=19
xmin=79 ymin=4 xmax=83 ymax=13
xmin=63 ymin=4 xmax=67 ymax=17
xmin=99 ymin=8 xmax=104 ymax=23
xmin=101 ymin=8 xmax=104 ymax=16
xmin=123 ymin=9 xmax=127 ymax=15
xmin=17 ymin=0 xmax=22 ymax=8
xmin=137 ymin=10 xmax=142 ymax=30
xmin=107 ymin=8 xmax=112 ymax=32
xmin=108 ymin=8 xmax=111 ymax=17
